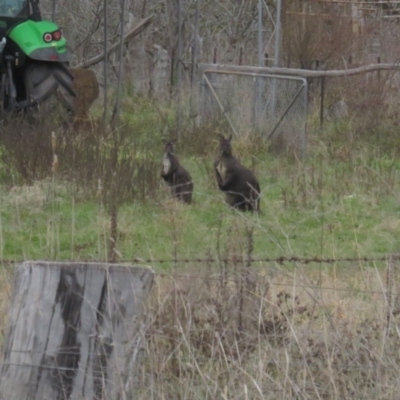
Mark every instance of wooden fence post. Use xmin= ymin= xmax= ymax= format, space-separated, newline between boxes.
xmin=320 ymin=76 xmax=325 ymax=129
xmin=0 ymin=261 xmax=154 ymax=400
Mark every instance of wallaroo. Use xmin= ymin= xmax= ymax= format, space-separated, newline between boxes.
xmin=161 ymin=140 xmax=193 ymax=204
xmin=214 ymin=134 xmax=261 ymax=212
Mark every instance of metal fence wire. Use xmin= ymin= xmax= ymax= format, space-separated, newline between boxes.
xmin=1 ymin=256 xmax=400 ymax=399
xmin=199 ymin=66 xmax=308 ymax=156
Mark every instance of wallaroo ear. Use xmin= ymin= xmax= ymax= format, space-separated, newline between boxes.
xmin=162 ymin=139 xmax=176 ymax=145
xmin=227 ymin=134 xmax=233 ymax=142
xmin=163 ymin=140 xmax=175 ymax=153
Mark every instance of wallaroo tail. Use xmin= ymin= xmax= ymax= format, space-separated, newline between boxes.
xmin=214 ymin=134 xmax=261 ymax=212
xmin=161 ymin=140 xmax=193 ymax=204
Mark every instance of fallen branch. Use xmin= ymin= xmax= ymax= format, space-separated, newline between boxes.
xmin=199 ymin=62 xmax=400 ymax=78
xmin=74 ymin=15 xmax=153 ymax=69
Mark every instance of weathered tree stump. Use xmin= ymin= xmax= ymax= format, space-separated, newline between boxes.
xmin=0 ymin=261 xmax=154 ymax=400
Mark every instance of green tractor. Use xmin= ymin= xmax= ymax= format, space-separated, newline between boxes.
xmin=0 ymin=0 xmax=75 ymax=118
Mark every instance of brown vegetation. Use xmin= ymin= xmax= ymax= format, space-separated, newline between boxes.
xmin=136 ymin=255 xmax=400 ymax=399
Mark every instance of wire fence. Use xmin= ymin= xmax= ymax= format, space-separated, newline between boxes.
xmin=199 ymin=66 xmax=308 ymax=157
xmin=148 ymin=255 xmax=400 ymax=399
xmin=0 ymin=255 xmax=400 ymax=399
xmin=3 ymin=253 xmax=399 ymax=265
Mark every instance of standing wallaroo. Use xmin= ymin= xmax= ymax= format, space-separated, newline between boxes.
xmin=214 ymin=134 xmax=261 ymax=212
xmin=161 ymin=140 xmax=193 ymax=204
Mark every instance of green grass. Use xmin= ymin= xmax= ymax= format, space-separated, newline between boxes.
xmin=1 ymin=117 xmax=400 ymax=270
xmin=1 ymin=100 xmax=400 ymax=268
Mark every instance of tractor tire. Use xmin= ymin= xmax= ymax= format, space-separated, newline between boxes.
xmin=24 ymin=61 xmax=76 ymax=122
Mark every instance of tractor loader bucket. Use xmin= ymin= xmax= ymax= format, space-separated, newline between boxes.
xmin=70 ymin=68 xmax=99 ymax=119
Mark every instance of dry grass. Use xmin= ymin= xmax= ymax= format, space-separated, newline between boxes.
xmin=1 ymin=257 xmax=400 ymax=398
xmin=135 ymin=259 xmax=400 ymax=399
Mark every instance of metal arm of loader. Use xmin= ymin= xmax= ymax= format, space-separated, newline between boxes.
xmin=0 ymin=37 xmax=6 ymax=56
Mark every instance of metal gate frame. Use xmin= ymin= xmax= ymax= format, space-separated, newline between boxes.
xmin=200 ymin=66 xmax=308 ymax=155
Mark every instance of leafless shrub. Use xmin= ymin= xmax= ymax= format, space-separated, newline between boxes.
xmin=0 ymin=119 xmax=162 ymax=205
xmin=59 ymin=124 xmax=161 ymax=205
xmin=0 ymin=119 xmax=57 ymax=185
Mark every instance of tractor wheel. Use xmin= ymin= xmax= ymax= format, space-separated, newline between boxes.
xmin=24 ymin=61 xmax=76 ymax=123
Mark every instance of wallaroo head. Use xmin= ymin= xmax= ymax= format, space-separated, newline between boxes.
xmin=218 ymin=134 xmax=233 ymax=156
xmin=162 ymin=139 xmax=175 ymax=154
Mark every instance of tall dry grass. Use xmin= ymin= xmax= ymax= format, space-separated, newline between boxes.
xmin=136 ymin=257 xmax=400 ymax=399
xmin=1 ymin=256 xmax=400 ymax=399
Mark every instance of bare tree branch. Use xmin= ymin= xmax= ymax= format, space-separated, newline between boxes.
xmin=74 ymin=15 xmax=153 ymax=69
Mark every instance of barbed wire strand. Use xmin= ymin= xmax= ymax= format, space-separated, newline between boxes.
xmin=0 ymin=257 xmax=398 ymax=296
xmin=1 ymin=254 xmax=400 ymax=266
